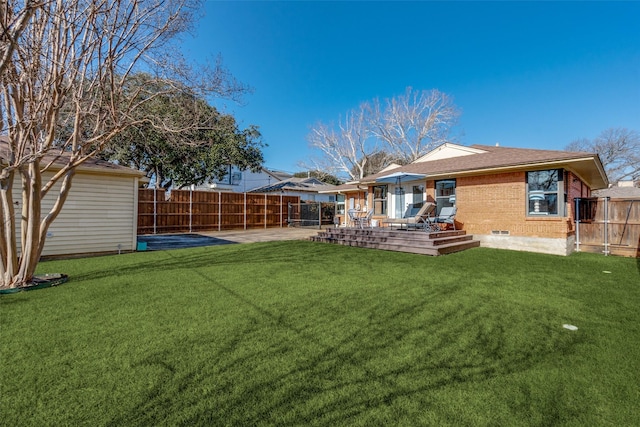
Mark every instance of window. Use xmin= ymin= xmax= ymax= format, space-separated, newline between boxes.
xmin=336 ymin=194 xmax=345 ymax=215
xmin=212 ymin=165 xmax=242 ymax=185
xmin=435 ymin=180 xmax=456 ymax=214
xmin=526 ymin=169 xmax=564 ymax=216
xmin=373 ymin=185 xmax=387 ymax=215
xmin=412 ymin=185 xmax=425 ymax=208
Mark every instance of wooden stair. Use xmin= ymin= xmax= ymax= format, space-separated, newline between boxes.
xmin=310 ymin=227 xmax=480 ymax=256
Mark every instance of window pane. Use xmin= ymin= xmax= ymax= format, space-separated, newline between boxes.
xmin=527 ymin=170 xmax=558 ymax=192
xmin=336 ymin=194 xmax=345 ymax=214
xmin=412 ymin=185 xmax=424 ymax=207
xmin=528 ymin=194 xmax=558 ymax=214
xmin=436 ymin=180 xmax=456 ymax=197
xmin=435 ymin=179 xmax=456 ymax=214
xmin=373 ymin=185 xmax=387 ymax=215
xmin=527 ymin=169 xmax=561 ymax=215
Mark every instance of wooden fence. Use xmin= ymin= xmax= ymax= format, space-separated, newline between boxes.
xmin=137 ymin=189 xmax=300 ymax=235
xmin=575 ymin=198 xmax=640 ymax=257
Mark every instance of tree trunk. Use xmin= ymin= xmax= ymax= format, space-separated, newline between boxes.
xmin=0 ymin=161 xmax=74 ymax=289
xmin=0 ymin=168 xmax=19 ymax=286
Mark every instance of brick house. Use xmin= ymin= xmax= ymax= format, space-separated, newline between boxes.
xmin=331 ymin=143 xmax=608 ymax=256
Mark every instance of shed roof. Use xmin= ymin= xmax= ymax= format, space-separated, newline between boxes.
xmin=0 ymin=137 xmax=145 ymax=178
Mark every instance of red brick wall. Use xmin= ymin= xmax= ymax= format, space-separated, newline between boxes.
xmin=564 ymin=170 xmax=591 ymax=233
xmin=356 ymin=170 xmax=590 ymax=238
xmin=453 ymin=172 xmax=574 ymax=239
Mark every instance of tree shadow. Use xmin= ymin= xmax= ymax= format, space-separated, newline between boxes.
xmin=66 ymin=241 xmax=320 ymax=285
xmin=105 ymin=281 xmax=584 ymax=426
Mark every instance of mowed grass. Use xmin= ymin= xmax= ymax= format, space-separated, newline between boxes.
xmin=1 ymin=241 xmax=639 ymax=426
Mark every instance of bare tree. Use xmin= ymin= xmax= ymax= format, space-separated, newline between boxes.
xmin=0 ymin=0 xmax=243 ymax=288
xmin=304 ymin=87 xmax=460 ymax=181
xmin=0 ymin=0 xmax=42 ymax=75
xmin=566 ymin=128 xmax=640 ymax=184
xmin=370 ymin=87 xmax=460 ymax=164
xmin=304 ymin=103 xmax=384 ymax=181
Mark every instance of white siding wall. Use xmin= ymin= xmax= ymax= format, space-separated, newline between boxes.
xmin=12 ymin=171 xmax=139 ymax=257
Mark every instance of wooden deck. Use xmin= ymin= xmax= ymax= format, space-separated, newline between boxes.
xmin=310 ymin=227 xmax=480 ymax=256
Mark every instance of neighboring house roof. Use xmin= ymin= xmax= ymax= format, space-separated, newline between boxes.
xmin=414 ymin=142 xmax=487 ymax=162
xmin=319 ymin=182 xmax=368 ymax=194
xmin=248 ymin=177 xmax=336 ymax=194
xmin=592 ymin=186 xmax=640 ymax=199
xmin=378 ymin=163 xmax=402 ymax=173
xmin=0 ymin=137 xmax=145 ymax=178
xmin=266 ymin=169 xmax=294 ymax=180
xmin=359 ymin=143 xmax=608 ymax=189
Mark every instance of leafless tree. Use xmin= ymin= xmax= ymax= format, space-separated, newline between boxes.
xmin=304 ymin=103 xmax=384 ymax=181
xmin=370 ymin=87 xmax=460 ymax=164
xmin=0 ymin=0 xmax=42 ymax=75
xmin=566 ymin=128 xmax=640 ymax=184
xmin=305 ymin=87 xmax=459 ymax=181
xmin=0 ymin=0 xmax=244 ymax=288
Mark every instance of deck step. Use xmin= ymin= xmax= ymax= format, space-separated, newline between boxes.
xmin=311 ymin=227 xmax=480 ymax=256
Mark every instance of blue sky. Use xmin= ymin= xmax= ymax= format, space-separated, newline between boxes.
xmin=181 ymin=1 xmax=639 ymax=174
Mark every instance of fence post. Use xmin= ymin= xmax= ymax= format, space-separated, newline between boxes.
xmin=264 ymin=193 xmax=267 ymax=228
xmin=603 ymin=197 xmax=609 ymax=256
xmin=153 ymin=187 xmax=157 ymax=235
xmin=280 ymin=193 xmax=283 ymax=228
xmin=575 ymin=198 xmax=580 ymax=252
xmin=218 ymin=192 xmax=221 ymax=232
xmin=244 ymin=192 xmax=247 ymax=230
xmin=189 ymin=188 xmax=193 ymax=233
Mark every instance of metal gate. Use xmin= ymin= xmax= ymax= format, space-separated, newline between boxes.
xmin=287 ymin=202 xmax=335 ymax=228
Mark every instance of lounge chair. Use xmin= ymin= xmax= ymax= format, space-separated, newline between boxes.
xmin=383 ymin=203 xmax=436 ymax=230
xmin=431 ymin=206 xmax=457 ymax=230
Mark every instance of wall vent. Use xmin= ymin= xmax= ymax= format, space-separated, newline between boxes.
xmin=491 ymin=230 xmax=510 ymax=235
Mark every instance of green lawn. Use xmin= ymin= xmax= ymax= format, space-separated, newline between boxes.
xmin=1 ymin=242 xmax=639 ymax=426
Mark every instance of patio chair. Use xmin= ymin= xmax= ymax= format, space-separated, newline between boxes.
xmin=432 ymin=206 xmax=457 ymax=230
xmin=384 ymin=202 xmax=436 ymax=231
xmin=347 ymin=208 xmax=359 ymax=227
xmin=354 ymin=209 xmax=374 ymax=229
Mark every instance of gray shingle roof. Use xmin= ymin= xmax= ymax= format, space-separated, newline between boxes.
xmin=0 ymin=137 xmax=144 ymax=177
xmin=360 ymin=144 xmax=607 ymax=189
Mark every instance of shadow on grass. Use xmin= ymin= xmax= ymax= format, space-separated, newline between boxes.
xmin=106 ymin=274 xmax=583 ymax=426
xmin=66 ymin=241 xmax=323 ymax=284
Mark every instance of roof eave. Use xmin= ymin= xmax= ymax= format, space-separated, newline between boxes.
xmin=362 ymin=156 xmax=609 ymax=189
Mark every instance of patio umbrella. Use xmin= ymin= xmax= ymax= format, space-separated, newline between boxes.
xmin=375 ymin=171 xmax=426 ymax=185
xmin=376 ymin=172 xmax=427 ymax=218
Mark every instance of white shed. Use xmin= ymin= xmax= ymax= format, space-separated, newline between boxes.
xmin=3 ymin=150 xmax=145 ymax=258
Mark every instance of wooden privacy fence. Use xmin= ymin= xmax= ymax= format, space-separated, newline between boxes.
xmin=575 ymin=197 xmax=640 ymax=257
xmin=138 ymin=189 xmax=299 ymax=235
